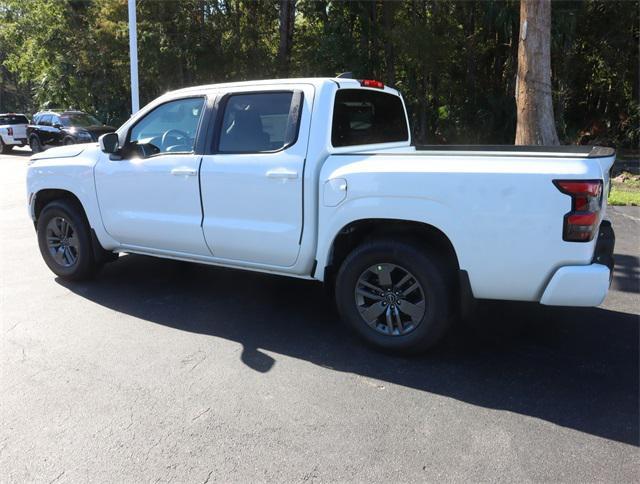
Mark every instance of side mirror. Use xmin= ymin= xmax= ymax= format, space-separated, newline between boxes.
xmin=53 ymin=123 xmax=63 ymax=129
xmin=99 ymin=132 xmax=119 ymax=154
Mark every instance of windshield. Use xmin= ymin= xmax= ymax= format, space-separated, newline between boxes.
xmin=60 ymin=113 xmax=102 ymax=127
xmin=0 ymin=115 xmax=28 ymax=125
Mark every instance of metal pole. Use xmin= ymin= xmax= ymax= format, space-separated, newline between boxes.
xmin=128 ymin=0 xmax=139 ymax=114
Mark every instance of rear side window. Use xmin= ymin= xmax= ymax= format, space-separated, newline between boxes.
xmin=218 ymin=91 xmax=302 ymax=153
xmin=0 ymin=115 xmax=28 ymax=124
xmin=331 ymin=89 xmax=409 ymax=147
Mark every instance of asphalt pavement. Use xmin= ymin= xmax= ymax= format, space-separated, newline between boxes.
xmin=1 ymin=148 xmax=638 ymax=482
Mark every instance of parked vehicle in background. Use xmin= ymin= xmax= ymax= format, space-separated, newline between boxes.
xmin=26 ymin=77 xmax=616 ymax=353
xmin=0 ymin=113 xmax=29 ymax=153
xmin=27 ymin=110 xmax=115 ymax=153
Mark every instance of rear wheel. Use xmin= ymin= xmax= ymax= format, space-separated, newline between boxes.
xmin=0 ymin=137 xmax=11 ymax=153
xmin=335 ymin=238 xmax=453 ymax=353
xmin=36 ymin=200 xmax=99 ymax=280
xmin=29 ymin=136 xmax=42 ymax=153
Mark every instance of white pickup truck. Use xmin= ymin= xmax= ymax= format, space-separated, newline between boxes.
xmin=26 ymin=77 xmax=616 ymax=352
xmin=1 ymin=113 xmax=29 ymax=153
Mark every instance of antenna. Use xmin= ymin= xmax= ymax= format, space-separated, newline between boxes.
xmin=336 ymin=72 xmax=354 ymax=79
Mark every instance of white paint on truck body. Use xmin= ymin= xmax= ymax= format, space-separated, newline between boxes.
xmin=26 ymin=78 xmax=615 ymax=306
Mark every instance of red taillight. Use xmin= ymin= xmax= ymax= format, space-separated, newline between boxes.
xmin=360 ymin=79 xmax=384 ymax=89
xmin=554 ymin=180 xmax=603 ymax=242
xmin=7 ymin=127 xmax=13 ymax=136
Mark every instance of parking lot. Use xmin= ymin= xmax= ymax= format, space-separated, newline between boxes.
xmin=1 ymin=148 xmax=638 ymax=482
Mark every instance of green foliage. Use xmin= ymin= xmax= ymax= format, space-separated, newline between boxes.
xmin=609 ymin=172 xmax=640 ymax=206
xmin=609 ymin=188 xmax=640 ymax=206
xmin=0 ymin=0 xmax=637 ymax=148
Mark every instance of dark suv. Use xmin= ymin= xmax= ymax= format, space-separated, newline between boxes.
xmin=28 ymin=110 xmax=115 ymax=152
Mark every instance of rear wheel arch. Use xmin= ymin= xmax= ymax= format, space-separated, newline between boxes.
xmin=334 ymin=236 xmax=454 ymax=352
xmin=325 ymin=218 xmax=461 ymax=280
xmin=324 ymin=218 xmax=473 ymax=319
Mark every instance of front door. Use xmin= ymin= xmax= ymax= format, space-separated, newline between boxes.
xmin=200 ymin=87 xmax=311 ymax=267
xmin=94 ymin=96 xmax=211 ymax=256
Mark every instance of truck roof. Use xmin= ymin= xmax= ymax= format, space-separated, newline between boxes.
xmin=170 ymin=77 xmax=400 ymax=96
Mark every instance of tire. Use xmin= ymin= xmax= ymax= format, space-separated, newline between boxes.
xmin=36 ymin=199 xmax=99 ymax=280
xmin=0 ymin=137 xmax=10 ymax=154
xmin=0 ymin=140 xmax=13 ymax=154
xmin=29 ymin=136 xmax=42 ymax=153
xmin=335 ymin=238 xmax=453 ymax=354
xmin=63 ymin=137 xmax=75 ymax=146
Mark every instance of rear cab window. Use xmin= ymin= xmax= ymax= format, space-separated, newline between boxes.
xmin=331 ymin=89 xmax=409 ymax=147
xmin=0 ymin=115 xmax=28 ymax=125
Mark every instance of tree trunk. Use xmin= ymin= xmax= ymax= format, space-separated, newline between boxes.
xmin=277 ymin=0 xmax=296 ymax=77
xmin=382 ymin=0 xmax=396 ymax=86
xmin=515 ymin=0 xmax=559 ymax=145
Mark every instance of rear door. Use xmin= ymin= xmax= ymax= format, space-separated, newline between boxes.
xmin=199 ymin=85 xmax=312 ymax=267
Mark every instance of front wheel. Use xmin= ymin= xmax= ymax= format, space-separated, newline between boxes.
xmin=29 ymin=136 xmax=42 ymax=153
xmin=335 ymin=239 xmax=453 ymax=354
xmin=63 ymin=137 xmax=75 ymax=146
xmin=36 ymin=200 xmax=99 ymax=280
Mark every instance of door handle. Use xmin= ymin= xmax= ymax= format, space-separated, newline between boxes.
xmin=266 ymin=168 xmax=298 ymax=179
xmin=171 ymin=167 xmax=197 ymax=176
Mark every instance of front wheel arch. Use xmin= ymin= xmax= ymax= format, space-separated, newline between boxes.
xmin=34 ymin=189 xmax=85 ymax=225
xmin=33 ymin=189 xmax=115 ymax=263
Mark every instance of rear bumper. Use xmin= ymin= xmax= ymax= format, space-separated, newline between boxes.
xmin=4 ymin=137 xmax=27 ymax=145
xmin=540 ymin=220 xmax=615 ymax=307
xmin=540 ymin=263 xmax=611 ymax=306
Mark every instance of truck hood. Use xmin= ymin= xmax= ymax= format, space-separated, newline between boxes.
xmin=30 ymin=144 xmax=88 ymax=161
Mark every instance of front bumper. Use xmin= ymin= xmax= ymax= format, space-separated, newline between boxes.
xmin=540 ymin=220 xmax=615 ymax=307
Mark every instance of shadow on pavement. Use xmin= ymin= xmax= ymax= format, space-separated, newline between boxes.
xmin=58 ymin=254 xmax=639 ymax=446
xmin=612 ymin=253 xmax=640 ymax=294
xmin=5 ymin=148 xmax=32 ymax=157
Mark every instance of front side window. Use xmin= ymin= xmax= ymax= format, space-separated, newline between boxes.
xmin=61 ymin=113 xmax=101 ymax=127
xmin=218 ymin=92 xmax=300 ymax=153
xmin=331 ymin=89 xmax=409 ymax=147
xmin=39 ymin=115 xmax=52 ymax=126
xmin=129 ymin=97 xmax=204 ymax=155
